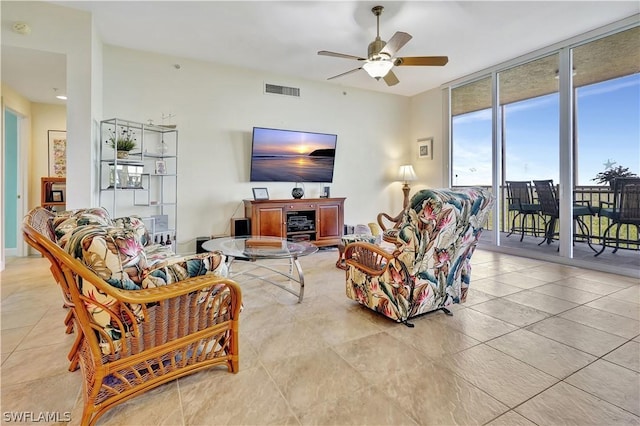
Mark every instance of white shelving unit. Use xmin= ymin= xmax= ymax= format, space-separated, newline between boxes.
xmin=99 ymin=118 xmax=178 ymax=248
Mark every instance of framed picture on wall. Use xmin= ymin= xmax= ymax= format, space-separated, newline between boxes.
xmin=50 ymin=190 xmax=64 ymax=203
xmin=417 ymin=137 xmax=433 ymax=160
xmin=48 ymin=130 xmax=67 ymax=177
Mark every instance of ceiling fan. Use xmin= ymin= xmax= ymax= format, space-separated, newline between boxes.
xmin=318 ymin=5 xmax=448 ymax=86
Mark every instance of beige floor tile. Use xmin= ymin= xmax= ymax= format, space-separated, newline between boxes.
xmin=504 ymin=289 xmax=578 ymax=314
xmin=1 ymin=305 xmax=49 ymax=330
xmin=95 ymin=381 xmax=183 ymax=426
xmin=385 ymin=317 xmax=480 ymax=359
xmin=1 ymin=342 xmax=73 ymax=386
xmin=604 ymin=340 xmax=640 ymax=372
xmin=263 ymin=347 xmax=369 ymax=414
xmin=240 ymin=302 xmax=296 ymax=334
xmin=15 ymin=307 xmax=78 ymax=351
xmin=0 ymin=373 xmax=81 ymax=422
xmin=467 ymin=278 xmax=524 ymax=297
xmin=1 ymin=326 xmax=31 ymax=353
xmin=468 ymin=298 xmax=550 ymax=327
xmin=493 ymin=271 xmax=549 ymax=289
xmin=244 ymin=320 xmax=329 ymax=363
xmin=486 ymin=329 xmax=596 ymax=379
xmin=565 ymin=359 xmax=640 ymax=415
xmin=332 ymin=332 xmax=429 ymax=386
xmin=515 ymin=381 xmax=640 ymax=425
xmin=431 ymin=308 xmax=518 ymax=342
xmin=560 ymin=305 xmax=640 ymax=339
xmin=377 ymin=360 xmax=509 ymax=425
xmin=436 ymin=344 xmax=557 ymax=408
xmin=608 ymin=284 xmax=640 ymax=303
xmin=298 ymin=385 xmax=418 ymax=426
xmin=526 ymin=316 xmax=628 ymax=356
xmin=464 ymin=288 xmax=497 ymax=306
xmin=529 ymin=283 xmax=602 ymax=304
xmin=180 ymin=366 xmax=294 ymax=425
xmin=485 ymin=410 xmax=537 ymax=426
xmin=307 ymin=312 xmax=382 ymax=346
xmin=586 ymin=296 xmax=640 ymax=321
xmin=524 ymin=265 xmax=583 ymax=282
xmin=574 ymin=269 xmax=640 ymax=287
xmin=552 ymin=275 xmax=627 ymax=295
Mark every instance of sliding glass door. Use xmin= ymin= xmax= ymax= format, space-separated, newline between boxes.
xmin=449 ymin=23 xmax=639 ymax=273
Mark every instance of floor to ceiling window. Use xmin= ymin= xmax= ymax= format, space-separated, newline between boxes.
xmin=448 ymin=22 xmax=639 ymax=276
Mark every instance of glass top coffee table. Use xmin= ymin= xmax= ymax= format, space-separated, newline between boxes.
xmin=201 ymin=236 xmax=318 ymax=303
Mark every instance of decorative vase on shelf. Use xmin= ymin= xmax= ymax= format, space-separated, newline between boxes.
xmin=117 ymin=150 xmax=130 ymax=159
xmin=291 ymin=186 xmax=304 ymax=199
xmin=156 ymin=139 xmax=169 ymax=155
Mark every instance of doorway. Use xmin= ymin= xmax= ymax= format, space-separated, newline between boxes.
xmin=3 ymin=108 xmax=24 ymax=258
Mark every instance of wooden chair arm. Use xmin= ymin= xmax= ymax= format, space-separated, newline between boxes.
xmin=67 ymin=256 xmax=241 ymax=305
xmin=345 ymin=241 xmax=395 ymax=277
xmin=377 ymin=211 xmax=403 ymax=231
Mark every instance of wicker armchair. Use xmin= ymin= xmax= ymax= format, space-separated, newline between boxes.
xmin=346 ymin=188 xmax=494 ymax=325
xmin=23 ymin=207 xmax=242 ymax=426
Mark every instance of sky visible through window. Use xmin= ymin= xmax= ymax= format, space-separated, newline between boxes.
xmin=452 ymin=74 xmax=640 ymax=186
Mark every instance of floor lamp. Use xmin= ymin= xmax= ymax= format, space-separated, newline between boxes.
xmin=398 ymin=164 xmax=417 ymax=208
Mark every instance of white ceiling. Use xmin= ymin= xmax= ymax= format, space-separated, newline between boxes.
xmin=2 ymin=1 xmax=639 ymax=104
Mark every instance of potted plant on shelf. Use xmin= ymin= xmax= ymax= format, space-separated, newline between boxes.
xmin=107 ymin=128 xmax=137 ymax=159
xmin=592 ymin=165 xmax=637 ymax=188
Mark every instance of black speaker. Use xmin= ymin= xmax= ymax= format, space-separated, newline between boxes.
xmin=231 ymin=218 xmax=251 ymax=237
xmin=196 ymin=237 xmax=209 ymax=254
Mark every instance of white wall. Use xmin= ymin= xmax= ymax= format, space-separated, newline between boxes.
xmin=103 ymin=45 xmax=416 ymax=253
xmin=409 ymin=87 xmax=445 ymax=191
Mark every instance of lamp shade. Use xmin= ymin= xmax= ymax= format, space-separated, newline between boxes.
xmin=398 ymin=164 xmax=417 ymax=183
xmin=362 ymin=60 xmax=394 ymax=78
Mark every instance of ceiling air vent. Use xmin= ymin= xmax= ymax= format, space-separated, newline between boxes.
xmin=265 ymin=83 xmax=300 ymax=97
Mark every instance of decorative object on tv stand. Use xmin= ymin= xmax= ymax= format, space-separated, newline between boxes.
xmin=252 ymin=187 xmax=269 ymax=201
xmin=321 ymin=186 xmax=330 ymax=198
xmin=107 ymin=128 xmax=137 ymax=159
xmin=291 ymin=183 xmax=304 ymax=199
xmin=398 ymin=164 xmax=417 ymax=208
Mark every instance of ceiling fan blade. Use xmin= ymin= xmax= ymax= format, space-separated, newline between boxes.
xmin=395 ymin=56 xmax=449 ymax=66
xmin=379 ymin=31 xmax=412 ymax=57
xmin=383 ymin=70 xmax=399 ymax=86
xmin=318 ymin=50 xmax=366 ymax=61
xmin=327 ymin=67 xmax=362 ymax=80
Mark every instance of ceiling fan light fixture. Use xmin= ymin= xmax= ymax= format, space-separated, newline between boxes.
xmin=362 ymin=60 xmax=394 ymax=79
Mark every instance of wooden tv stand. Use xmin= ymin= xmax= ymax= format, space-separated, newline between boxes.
xmin=243 ymin=197 xmax=345 ymax=247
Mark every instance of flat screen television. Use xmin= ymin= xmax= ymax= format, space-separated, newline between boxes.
xmin=250 ymin=127 xmax=337 ymax=182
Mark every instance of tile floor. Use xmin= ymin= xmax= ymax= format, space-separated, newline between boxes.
xmin=1 ymin=249 xmax=639 ymax=425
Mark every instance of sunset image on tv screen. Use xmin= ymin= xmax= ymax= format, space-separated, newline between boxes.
xmin=250 ymin=127 xmax=337 ymax=182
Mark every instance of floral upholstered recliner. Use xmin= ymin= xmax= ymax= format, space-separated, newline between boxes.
xmin=345 ymin=188 xmax=494 ymax=325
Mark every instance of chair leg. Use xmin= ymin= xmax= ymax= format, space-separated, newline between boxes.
xmin=506 ymin=212 xmax=522 ymax=238
xmin=576 ymin=217 xmax=597 ymax=253
xmin=595 ymin=224 xmax=614 ymax=257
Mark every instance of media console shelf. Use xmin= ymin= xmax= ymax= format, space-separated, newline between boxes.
xmin=243 ymin=197 xmax=345 ymax=247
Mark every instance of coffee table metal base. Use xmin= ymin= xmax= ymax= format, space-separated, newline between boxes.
xmin=224 ymin=255 xmax=306 ymax=303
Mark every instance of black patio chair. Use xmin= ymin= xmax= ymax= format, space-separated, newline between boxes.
xmin=505 ymin=180 xmax=545 ymax=241
xmin=595 ymin=177 xmax=640 ymax=256
xmin=532 ymin=179 xmax=596 ymax=252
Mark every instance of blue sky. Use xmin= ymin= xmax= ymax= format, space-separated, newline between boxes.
xmin=452 ymin=73 xmax=640 ymax=186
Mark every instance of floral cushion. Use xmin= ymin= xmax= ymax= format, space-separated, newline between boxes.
xmin=51 ymin=208 xmax=228 ymax=352
xmin=346 ymin=187 xmax=494 ymax=322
